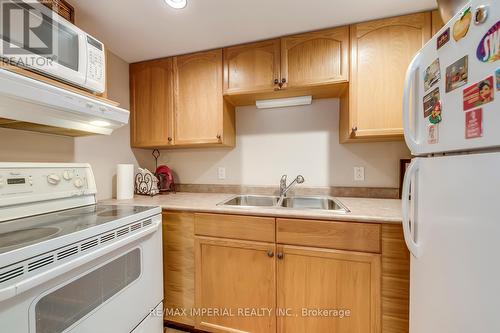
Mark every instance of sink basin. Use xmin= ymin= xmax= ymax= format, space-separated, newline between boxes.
xmin=279 ymin=196 xmax=349 ymax=212
xmin=221 ymin=195 xmax=279 ymax=207
xmin=219 ymin=195 xmax=349 ymax=213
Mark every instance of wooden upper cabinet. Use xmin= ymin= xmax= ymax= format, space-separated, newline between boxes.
xmin=195 ymin=237 xmax=276 ymax=333
xmin=173 ymin=49 xmax=235 ymax=147
xmin=223 ymin=39 xmax=281 ymax=95
xmin=130 ymin=58 xmax=174 ymax=148
xmin=343 ymin=12 xmax=431 ymax=141
xmin=431 ymin=10 xmax=445 ymax=36
xmin=277 ymin=245 xmax=381 ymax=333
xmin=281 ymin=26 xmax=349 ymax=89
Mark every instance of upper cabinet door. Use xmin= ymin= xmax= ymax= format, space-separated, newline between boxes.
xmin=349 ymin=12 xmax=431 ymax=139
xmin=173 ymin=49 xmax=223 ymax=145
xmin=224 ymin=39 xmax=281 ymax=94
xmin=280 ymin=26 xmax=349 ymax=89
xmin=130 ymin=58 xmax=173 ymax=148
xmin=431 ymin=10 xmax=445 ymax=36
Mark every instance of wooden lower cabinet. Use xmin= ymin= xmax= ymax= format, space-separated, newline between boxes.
xmin=162 ymin=212 xmax=195 ymax=326
xmin=164 ymin=211 xmax=409 ymax=333
xmin=195 ymin=237 xmax=276 ymax=333
xmin=277 ymin=245 xmax=381 ymax=333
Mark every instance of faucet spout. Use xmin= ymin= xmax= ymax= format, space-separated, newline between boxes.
xmin=277 ymin=175 xmax=305 ymax=206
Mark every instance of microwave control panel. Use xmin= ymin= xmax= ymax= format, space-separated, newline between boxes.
xmin=86 ymin=35 xmax=105 ymax=92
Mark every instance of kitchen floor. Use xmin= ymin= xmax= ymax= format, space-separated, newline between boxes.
xmin=165 ymin=328 xmax=188 ymax=333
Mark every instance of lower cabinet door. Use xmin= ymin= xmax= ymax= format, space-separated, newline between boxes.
xmin=277 ymin=245 xmax=381 ymax=333
xmin=195 ymin=237 xmax=276 ymax=333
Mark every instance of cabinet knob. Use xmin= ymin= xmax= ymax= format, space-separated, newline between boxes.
xmin=216 ymin=134 xmax=222 ymax=140
xmin=277 ymin=252 xmax=284 ymax=260
xmin=267 ymin=250 xmax=274 ymax=258
xmin=274 ymin=79 xmax=279 ymax=85
xmin=352 ymin=126 xmax=358 ymax=132
xmin=168 ymin=137 xmax=172 ymax=142
xmin=278 ymin=78 xmax=287 ymax=89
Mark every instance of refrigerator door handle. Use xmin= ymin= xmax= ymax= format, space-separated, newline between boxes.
xmin=402 ymin=158 xmax=421 ymax=258
xmin=402 ymin=52 xmax=421 ymax=154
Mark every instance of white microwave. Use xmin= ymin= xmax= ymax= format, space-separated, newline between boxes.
xmin=0 ymin=0 xmax=106 ymax=93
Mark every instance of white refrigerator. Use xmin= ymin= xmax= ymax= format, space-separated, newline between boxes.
xmin=402 ymin=0 xmax=500 ymax=332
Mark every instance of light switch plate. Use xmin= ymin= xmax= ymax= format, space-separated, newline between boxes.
xmin=354 ymin=167 xmax=365 ymax=181
xmin=218 ymin=167 xmax=226 ymax=180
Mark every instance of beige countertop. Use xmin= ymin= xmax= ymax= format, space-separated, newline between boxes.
xmin=102 ymin=192 xmax=402 ymax=224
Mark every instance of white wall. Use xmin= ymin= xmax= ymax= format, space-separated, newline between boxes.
xmin=153 ymin=99 xmax=410 ymax=188
xmin=73 ymin=52 xmax=150 ymax=200
xmin=0 ymin=128 xmax=74 ymax=162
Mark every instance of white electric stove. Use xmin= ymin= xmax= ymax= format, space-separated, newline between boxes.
xmin=0 ymin=163 xmax=163 ymax=333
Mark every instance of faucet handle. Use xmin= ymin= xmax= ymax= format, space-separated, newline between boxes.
xmin=296 ymin=175 xmax=305 ymax=184
xmin=280 ymin=175 xmax=287 ymax=191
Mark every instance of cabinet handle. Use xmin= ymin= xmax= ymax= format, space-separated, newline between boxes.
xmin=351 ymin=126 xmax=358 ymax=132
xmin=274 ymin=79 xmax=279 ymax=85
xmin=277 ymin=252 xmax=284 ymax=260
xmin=281 ymin=78 xmax=286 ymax=83
xmin=267 ymin=250 xmax=274 ymax=258
xmin=167 ymin=137 xmax=172 ymax=142
xmin=216 ymin=134 xmax=222 ymax=140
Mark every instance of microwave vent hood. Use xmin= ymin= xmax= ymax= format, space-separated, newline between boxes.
xmin=0 ymin=68 xmax=129 ymax=136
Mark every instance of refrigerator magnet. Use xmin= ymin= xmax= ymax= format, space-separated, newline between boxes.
xmin=463 ymin=76 xmax=494 ymax=111
xmin=423 ymin=87 xmax=441 ymax=119
xmin=465 ymin=108 xmax=483 ymax=139
xmin=476 ymin=20 xmax=500 ymax=63
xmin=445 ymin=56 xmax=468 ymax=93
xmin=496 ymin=68 xmax=500 ymax=91
xmin=424 ymin=58 xmax=441 ymax=91
xmin=427 ymin=123 xmax=439 ymax=144
xmin=437 ymin=28 xmax=450 ymax=49
xmin=429 ymin=101 xmax=442 ymax=124
xmin=453 ymin=7 xmax=472 ymax=42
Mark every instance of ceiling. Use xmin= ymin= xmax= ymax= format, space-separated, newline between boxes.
xmin=70 ymin=0 xmax=437 ymax=63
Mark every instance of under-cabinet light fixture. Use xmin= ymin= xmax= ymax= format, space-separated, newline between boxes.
xmin=255 ymin=96 xmax=312 ymax=109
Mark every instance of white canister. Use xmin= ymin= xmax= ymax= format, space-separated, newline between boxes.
xmin=116 ymin=164 xmax=135 ymax=200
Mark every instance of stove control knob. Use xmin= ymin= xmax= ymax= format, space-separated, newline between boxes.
xmin=47 ymin=174 xmax=61 ymax=185
xmin=74 ymin=178 xmax=84 ymax=188
xmin=63 ymin=170 xmax=73 ymax=181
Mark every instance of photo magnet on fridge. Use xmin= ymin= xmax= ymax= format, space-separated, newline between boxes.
xmin=437 ymin=27 xmax=450 ymax=49
xmin=463 ymin=76 xmax=494 ymax=111
xmin=477 ymin=20 xmax=500 ymax=63
xmin=496 ymin=68 xmax=500 ymax=91
xmin=445 ymin=56 xmax=468 ymax=93
xmin=424 ymin=58 xmax=441 ymax=91
xmin=423 ymin=87 xmax=441 ymax=119
xmin=465 ymin=108 xmax=483 ymax=139
xmin=453 ymin=7 xmax=472 ymax=41
xmin=427 ymin=123 xmax=439 ymax=144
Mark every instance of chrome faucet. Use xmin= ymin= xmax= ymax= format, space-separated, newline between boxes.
xmin=277 ymin=174 xmax=305 ymax=206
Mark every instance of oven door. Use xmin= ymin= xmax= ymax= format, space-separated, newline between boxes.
xmin=0 ymin=0 xmax=87 ymax=88
xmin=0 ymin=214 xmax=163 ymax=333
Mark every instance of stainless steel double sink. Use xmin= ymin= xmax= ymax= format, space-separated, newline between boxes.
xmin=218 ymin=195 xmax=349 ymax=213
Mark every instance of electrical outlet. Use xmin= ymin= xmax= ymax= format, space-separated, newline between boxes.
xmin=354 ymin=167 xmax=365 ymax=181
xmin=217 ymin=167 xmax=226 ymax=180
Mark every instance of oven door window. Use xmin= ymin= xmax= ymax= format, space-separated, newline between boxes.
xmin=33 ymin=248 xmax=141 ymax=333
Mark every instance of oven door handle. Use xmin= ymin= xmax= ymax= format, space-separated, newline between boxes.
xmin=0 ymin=218 xmax=161 ymax=302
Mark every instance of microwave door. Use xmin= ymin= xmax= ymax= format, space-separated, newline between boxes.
xmin=0 ymin=0 xmax=86 ymax=87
